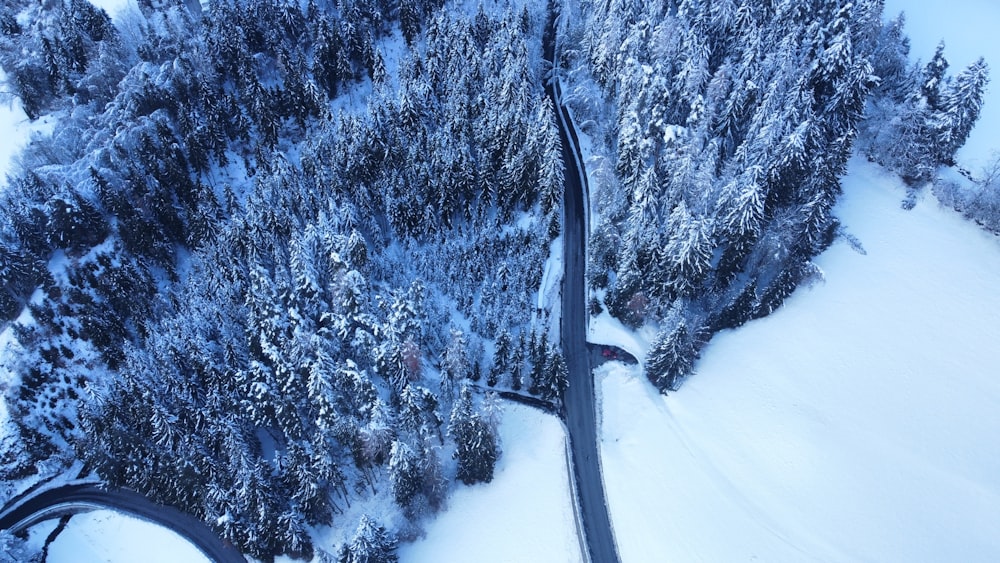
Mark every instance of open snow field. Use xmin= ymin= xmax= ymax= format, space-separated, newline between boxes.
xmin=400 ymin=403 xmax=582 ymax=563
xmin=593 ymin=157 xmax=1000 ymax=562
xmin=44 ymin=511 xmax=210 ymax=563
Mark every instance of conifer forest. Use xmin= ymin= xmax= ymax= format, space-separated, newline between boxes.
xmin=0 ymin=0 xmax=988 ymax=560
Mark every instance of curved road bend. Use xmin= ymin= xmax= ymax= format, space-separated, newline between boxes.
xmin=0 ymin=483 xmax=246 ymax=563
xmin=545 ymin=7 xmax=620 ymax=563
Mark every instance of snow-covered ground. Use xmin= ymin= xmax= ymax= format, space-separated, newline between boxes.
xmin=884 ymin=0 xmax=1000 ymax=171
xmin=400 ymin=403 xmax=582 ymax=563
xmin=87 ymin=0 xmax=132 ymax=18
xmin=592 ymin=157 xmax=1000 ymax=562
xmin=0 ymin=74 xmax=55 ymax=187
xmin=0 ymin=94 xmax=29 ymax=180
xmin=41 ymin=511 xmax=210 ymax=563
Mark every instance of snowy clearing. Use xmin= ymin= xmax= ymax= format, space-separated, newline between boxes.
xmin=0 ymin=96 xmax=28 ymax=181
xmin=588 ymin=309 xmax=655 ymax=364
xmin=596 ymin=157 xmax=1000 ymax=562
xmin=399 ymin=403 xmax=582 ymax=563
xmin=0 ymin=73 xmax=55 ymax=187
xmin=46 ymin=511 xmax=210 ymax=563
xmin=87 ymin=0 xmax=132 ymax=19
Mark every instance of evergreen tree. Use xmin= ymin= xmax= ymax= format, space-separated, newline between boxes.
xmin=539 ymin=346 xmax=569 ymax=402
xmin=416 ymin=431 xmax=446 ymax=511
xmin=338 ymin=515 xmax=398 ymax=563
xmin=448 ymin=384 xmax=498 ymax=485
xmin=510 ymin=333 xmax=525 ymax=392
xmin=440 ymin=328 xmax=470 ymax=387
xmin=646 ymin=320 xmax=698 ymax=392
xmin=398 ymin=384 xmax=443 ymax=440
xmin=921 ymin=41 xmax=950 ymax=111
xmin=527 ymin=329 xmax=548 ymax=395
xmin=488 ymin=329 xmax=512 ymax=387
xmin=388 ymin=439 xmax=421 ymax=508
xmin=869 ymin=13 xmax=913 ymax=102
xmin=537 ymin=99 xmax=565 ymax=216
xmin=934 ymin=58 xmax=989 ymax=165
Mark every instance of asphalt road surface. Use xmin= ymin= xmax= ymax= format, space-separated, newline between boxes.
xmin=0 ymin=482 xmax=246 ymax=563
xmin=545 ymin=6 xmax=621 ymax=563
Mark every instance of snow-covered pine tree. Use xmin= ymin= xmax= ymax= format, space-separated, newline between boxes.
xmin=934 ymin=57 xmax=989 ymax=165
xmin=398 ymin=384 xmax=443 ymax=442
xmin=440 ymin=328 xmax=470 ymax=389
xmin=868 ymin=13 xmax=913 ymax=102
xmin=646 ymin=318 xmax=698 ymax=392
xmin=540 ymin=346 xmax=570 ymax=402
xmin=388 ymin=439 xmax=421 ymax=509
xmin=527 ymin=329 xmax=548 ymax=395
xmin=921 ymin=41 xmax=950 ymax=111
xmin=414 ymin=432 xmax=445 ymax=511
xmin=511 ymin=332 xmax=526 ymax=391
xmin=659 ymin=201 xmax=713 ymax=299
xmin=338 ymin=515 xmax=398 ymax=563
xmin=488 ymin=329 xmax=513 ymax=387
xmin=449 ymin=384 xmax=499 ymax=485
xmin=537 ymin=98 xmax=565 ymax=217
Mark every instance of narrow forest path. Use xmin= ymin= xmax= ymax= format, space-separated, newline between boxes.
xmin=544 ymin=6 xmax=621 ymax=563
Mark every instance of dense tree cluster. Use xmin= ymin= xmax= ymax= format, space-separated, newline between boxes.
xmin=0 ymin=0 xmax=552 ymax=559
xmin=0 ymin=0 xmax=116 ymax=119
xmin=0 ymin=0 xmax=393 ymax=451
xmin=859 ymin=17 xmax=990 ymax=186
xmin=561 ymin=0 xmax=946 ymax=390
xmin=362 ymin=5 xmax=563 ymax=239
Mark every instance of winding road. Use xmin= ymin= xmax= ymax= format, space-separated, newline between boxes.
xmin=545 ymin=6 xmax=621 ymax=563
xmin=0 ymin=482 xmax=246 ymax=563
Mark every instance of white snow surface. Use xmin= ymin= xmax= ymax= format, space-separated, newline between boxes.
xmin=595 ymin=157 xmax=1000 ymax=562
xmin=87 ymin=0 xmax=132 ymax=19
xmin=0 ymin=96 xmax=29 ymax=180
xmin=46 ymin=511 xmax=210 ymax=563
xmin=588 ymin=310 xmax=655 ymax=365
xmin=0 ymin=73 xmax=55 ymax=186
xmin=400 ymin=404 xmax=582 ymax=563
xmin=884 ymin=0 xmax=1000 ymax=170
xmin=538 ymin=235 xmax=564 ymax=337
